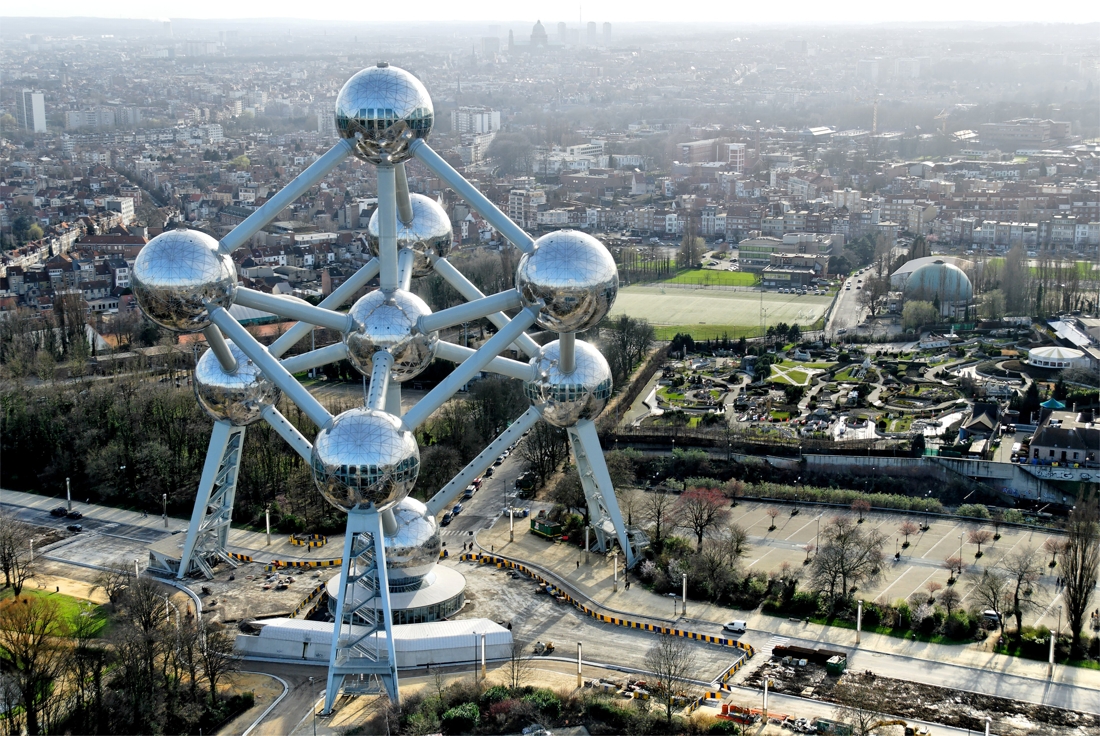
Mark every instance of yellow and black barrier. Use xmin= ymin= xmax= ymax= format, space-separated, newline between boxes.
xmin=291 ymin=583 xmax=328 ymax=619
xmin=264 ymin=558 xmax=343 ymax=572
xmin=459 ymin=553 xmax=755 ymax=658
xmin=229 ymin=552 xmax=253 ymax=563
xmin=290 ymin=533 xmax=328 ymax=548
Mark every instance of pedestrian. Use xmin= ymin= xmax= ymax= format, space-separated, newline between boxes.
xmin=577 ymin=560 xmax=580 ymax=569
xmin=491 ymin=545 xmax=495 ymax=553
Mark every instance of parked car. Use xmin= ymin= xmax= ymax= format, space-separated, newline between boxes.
xmin=451 ymin=503 xmax=463 ymax=516
xmin=463 ymin=485 xmax=476 ymax=499
xmin=441 ymin=512 xmax=454 ymax=526
xmin=50 ymin=506 xmax=68 ymax=517
xmin=472 ymin=477 xmax=484 ymax=489
xmin=66 ymin=510 xmax=83 ymax=519
xmin=66 ymin=524 xmax=83 ymax=533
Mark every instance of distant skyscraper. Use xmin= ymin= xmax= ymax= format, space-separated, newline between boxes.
xmin=587 ymin=22 xmax=597 ymax=46
xmin=16 ymin=90 xmax=47 ymax=133
xmin=603 ymin=22 xmax=612 ymax=47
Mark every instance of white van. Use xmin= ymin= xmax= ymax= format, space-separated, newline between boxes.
xmin=723 ymin=620 xmax=747 ymax=634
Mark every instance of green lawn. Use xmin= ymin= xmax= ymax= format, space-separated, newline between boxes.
xmin=888 ymin=416 xmax=915 ymax=433
xmin=767 ymin=366 xmax=810 ymax=385
xmin=662 ymin=268 xmax=758 ymax=287
xmin=779 ymin=359 xmax=836 ymax=370
xmin=0 ymin=588 xmax=111 ymax=637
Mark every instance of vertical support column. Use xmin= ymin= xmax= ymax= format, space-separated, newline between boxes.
xmin=324 ymin=517 xmax=360 ymax=714
xmin=177 ymin=421 xmax=246 ymax=579
xmin=371 ymin=510 xmax=400 ymax=704
xmin=569 ymin=419 xmax=637 ymax=568
xmin=377 ymin=165 xmax=399 ymax=291
xmin=558 ymin=332 xmax=576 ymax=374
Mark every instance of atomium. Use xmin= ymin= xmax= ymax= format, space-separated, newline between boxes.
xmin=367 ymin=193 xmax=452 ymax=277
xmin=524 ymin=339 xmax=613 ymax=427
xmin=335 ymin=63 xmax=434 ymax=165
xmin=194 ymin=341 xmax=280 ymax=426
xmin=131 ymin=228 xmax=237 ymax=332
xmin=343 ymin=289 xmax=437 ymax=381
xmin=516 ymin=230 xmax=618 ymax=333
xmin=311 ymin=408 xmax=419 ymax=512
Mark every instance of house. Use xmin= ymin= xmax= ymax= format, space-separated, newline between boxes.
xmin=959 ymin=402 xmax=1000 ymax=440
xmin=919 ymin=333 xmax=951 ymax=349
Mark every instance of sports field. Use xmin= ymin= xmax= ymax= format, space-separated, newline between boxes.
xmin=610 ymin=284 xmax=834 ymax=339
xmin=662 ymin=268 xmax=758 ymax=287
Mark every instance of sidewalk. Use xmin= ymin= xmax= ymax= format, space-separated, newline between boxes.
xmin=474 ymin=516 xmax=1100 ymax=703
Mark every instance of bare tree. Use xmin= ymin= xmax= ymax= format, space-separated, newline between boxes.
xmin=0 ymin=595 xmax=67 ymax=735
xmin=641 ymin=490 xmax=679 ymax=546
xmin=943 ymin=555 xmax=965 ymax=581
xmin=969 ymin=568 xmax=1010 ymax=634
xmin=199 ymin=622 xmax=240 ymax=705
xmin=803 ymin=543 xmax=815 ymax=564
xmin=676 ymin=487 xmax=730 ymax=551
xmin=1043 ymin=537 xmax=1066 ymax=569
xmin=939 ymin=587 xmax=961 ymax=615
xmin=504 ymin=639 xmax=534 ymax=690
xmin=643 ymin=635 xmax=696 ymax=724
xmin=925 ymin=580 xmax=943 ymax=603
xmin=968 ymin=528 xmax=993 ymax=558
xmin=519 ymin=422 xmax=569 ymax=482
xmin=718 ymin=524 xmax=751 ymax=565
xmin=1060 ymin=502 xmax=1100 ymax=657
xmin=93 ymin=563 xmax=133 ymax=608
xmin=810 ymin=515 xmax=887 ymax=604
xmin=1000 ymin=546 xmax=1043 ymax=644
xmin=0 ymin=512 xmax=35 ymax=596
xmin=898 ymin=520 xmax=920 ymax=548
xmin=851 ymin=499 xmax=871 ymax=523
xmin=765 ymin=506 xmax=781 ymax=530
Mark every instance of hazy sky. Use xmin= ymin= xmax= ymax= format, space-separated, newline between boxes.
xmin=4 ymin=1 xmax=1099 ymax=24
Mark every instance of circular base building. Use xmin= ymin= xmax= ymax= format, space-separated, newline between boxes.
xmin=1027 ymin=346 xmax=1088 ymax=370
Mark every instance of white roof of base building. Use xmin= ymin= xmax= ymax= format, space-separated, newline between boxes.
xmin=251 ymin=616 xmax=510 ymax=651
xmin=1029 ymin=346 xmax=1084 ymax=360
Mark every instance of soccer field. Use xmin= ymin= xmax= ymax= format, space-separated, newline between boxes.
xmin=609 ymin=285 xmax=834 ymax=336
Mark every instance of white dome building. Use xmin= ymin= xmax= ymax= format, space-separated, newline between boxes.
xmin=1027 ymin=346 xmax=1088 ymax=370
xmin=902 ymin=260 xmax=973 ymax=317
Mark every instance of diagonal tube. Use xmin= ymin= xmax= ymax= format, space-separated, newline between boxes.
xmin=280 ymin=342 xmax=348 ymax=375
xmin=268 ymin=258 xmax=379 ymax=359
xmin=410 ymin=139 xmax=534 ymax=253
xmin=434 ymin=341 xmax=533 ymax=381
xmin=234 ymin=288 xmax=351 ymax=332
xmin=203 ymin=324 xmax=238 ymax=373
xmin=400 ymin=308 xmax=538 ymax=431
xmin=209 ymin=307 xmax=333 ymax=430
xmin=366 ymin=352 xmax=393 ymax=411
xmin=395 ymin=162 xmax=414 ymax=226
xmin=219 ymin=140 xmax=353 ymax=254
xmin=261 ymin=405 xmax=313 ymax=463
xmin=417 ymin=289 xmax=522 ymax=333
xmin=397 ymin=248 xmax=415 ymax=292
xmin=430 ymin=255 xmax=540 ymax=357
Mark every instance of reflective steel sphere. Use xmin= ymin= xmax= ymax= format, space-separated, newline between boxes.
xmin=311 ymin=408 xmax=419 ymax=512
xmin=343 ymin=289 xmax=437 ymax=381
xmin=367 ymin=193 xmax=452 ymax=277
xmin=516 ymin=230 xmax=618 ymax=333
xmin=194 ymin=340 xmax=280 ymax=426
xmin=524 ymin=339 xmax=613 ymax=427
xmin=131 ymin=229 xmax=237 ymax=332
xmin=383 ymin=497 xmax=441 ymax=584
xmin=334 ymin=63 xmax=434 ymax=164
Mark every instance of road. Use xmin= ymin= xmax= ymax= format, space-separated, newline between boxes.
xmin=434 ymin=439 xmax=531 ymax=549
xmin=825 ymin=279 xmax=867 ymax=339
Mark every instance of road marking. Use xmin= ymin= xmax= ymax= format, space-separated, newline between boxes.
xmin=905 ymin=569 xmax=942 ymax=603
xmin=876 ymin=565 xmax=914 ymax=601
xmin=920 ymin=521 xmax=964 ymax=559
xmin=782 ymin=517 xmax=817 ymax=542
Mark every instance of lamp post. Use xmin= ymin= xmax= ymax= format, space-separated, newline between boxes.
xmin=682 ymin=573 xmax=687 ymax=616
xmin=584 ymin=526 xmax=590 ymax=564
xmin=612 ymin=551 xmax=618 ymax=592
xmin=29 ymin=537 xmax=36 ymax=562
xmin=66 ymin=477 xmax=72 ymax=512
xmin=815 ymin=514 xmax=822 ymax=553
xmin=309 ymin=676 xmax=317 ymax=736
xmin=958 ymin=533 xmax=964 ymax=565
xmin=509 ymin=507 xmax=515 ymax=542
xmin=577 ymin=642 xmax=583 ymax=688
xmin=266 ymin=507 xmax=271 ymax=546
xmin=856 ymin=600 xmax=864 ymax=644
xmin=162 ymin=493 xmax=168 ymax=528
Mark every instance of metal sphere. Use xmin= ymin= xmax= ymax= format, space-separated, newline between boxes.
xmin=334 ymin=63 xmax=434 ymax=164
xmin=131 ymin=229 xmax=237 ymax=333
xmin=343 ymin=289 xmax=437 ymax=382
xmin=366 ymin=194 xmax=452 ymax=277
xmin=524 ymin=339 xmax=613 ymax=427
xmin=194 ymin=341 xmax=280 ymax=426
xmin=516 ymin=230 xmax=618 ymax=333
xmin=311 ymin=408 xmax=419 ymax=512
xmin=383 ymin=497 xmax=441 ymax=584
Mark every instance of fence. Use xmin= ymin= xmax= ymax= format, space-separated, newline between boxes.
xmin=459 ymin=552 xmax=755 ymax=657
xmin=290 ymin=583 xmax=328 ymax=619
